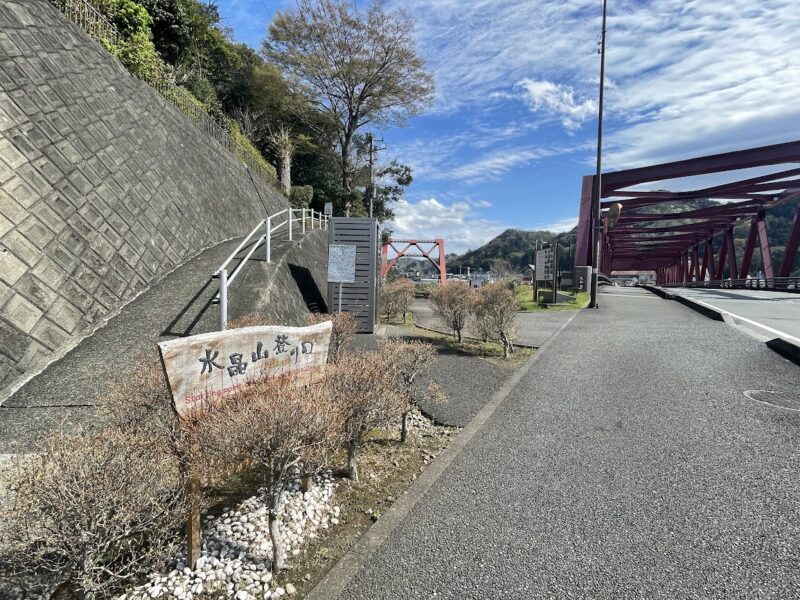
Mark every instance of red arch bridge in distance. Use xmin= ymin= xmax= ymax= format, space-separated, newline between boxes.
xmin=381 ymin=239 xmax=447 ymax=285
xmin=574 ymin=140 xmax=800 ymax=288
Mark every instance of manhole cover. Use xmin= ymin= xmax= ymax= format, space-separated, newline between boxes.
xmin=744 ymin=390 xmax=800 ymax=411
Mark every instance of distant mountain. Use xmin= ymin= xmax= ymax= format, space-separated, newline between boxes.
xmin=447 ymin=228 xmax=577 ymax=274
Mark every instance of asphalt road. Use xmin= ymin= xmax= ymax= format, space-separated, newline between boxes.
xmin=333 ymin=287 xmax=800 ymax=599
xmin=666 ymin=287 xmax=800 ymax=342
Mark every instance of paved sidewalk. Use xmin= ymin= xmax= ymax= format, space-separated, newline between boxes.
xmin=0 ymin=231 xmax=311 ymax=452
xmin=411 ymin=298 xmax=575 ymax=347
xmin=331 ymin=287 xmax=800 ymax=599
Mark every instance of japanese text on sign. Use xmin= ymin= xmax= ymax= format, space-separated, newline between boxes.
xmin=158 ymin=322 xmax=332 ymax=419
xmin=535 ymin=247 xmax=553 ymax=281
xmin=328 ymin=244 xmax=356 ymax=283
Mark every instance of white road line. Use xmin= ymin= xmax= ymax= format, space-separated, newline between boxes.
xmin=691 ymin=298 xmax=800 ymax=344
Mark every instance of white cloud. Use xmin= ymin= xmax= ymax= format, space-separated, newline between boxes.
xmin=394 ymin=0 xmax=800 ymax=169
xmin=435 ymin=147 xmax=553 ymax=183
xmin=387 ymin=197 xmax=508 ymax=254
xmin=516 ymin=79 xmax=597 ymax=131
xmin=536 ymin=217 xmax=579 ymax=233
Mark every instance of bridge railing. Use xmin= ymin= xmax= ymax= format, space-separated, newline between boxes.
xmin=662 ymin=277 xmax=800 ymax=292
xmin=213 ymin=209 xmax=329 ymax=330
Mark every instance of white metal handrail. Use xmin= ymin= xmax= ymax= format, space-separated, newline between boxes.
xmin=215 ymin=208 xmax=330 ymax=330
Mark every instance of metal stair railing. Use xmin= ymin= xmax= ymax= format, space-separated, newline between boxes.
xmin=214 ymin=209 xmax=329 ymax=330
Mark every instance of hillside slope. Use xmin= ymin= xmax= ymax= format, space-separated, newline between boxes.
xmin=0 ymin=0 xmax=292 ymax=395
xmin=447 ymin=228 xmax=577 ymax=273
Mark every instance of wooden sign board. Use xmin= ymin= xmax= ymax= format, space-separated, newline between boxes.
xmin=328 ymin=244 xmax=356 ymax=283
xmin=158 ymin=321 xmax=332 ymax=419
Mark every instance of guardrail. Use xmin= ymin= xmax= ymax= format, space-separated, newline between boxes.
xmin=662 ymin=277 xmax=800 ymax=292
xmin=213 ymin=209 xmax=329 ymax=330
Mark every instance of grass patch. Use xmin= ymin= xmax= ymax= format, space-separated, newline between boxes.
xmin=514 ymin=286 xmax=589 ymax=312
xmin=406 ymin=325 xmax=532 ymax=368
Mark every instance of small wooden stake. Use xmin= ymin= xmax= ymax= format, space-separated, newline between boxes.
xmin=186 ymin=477 xmax=201 ymax=569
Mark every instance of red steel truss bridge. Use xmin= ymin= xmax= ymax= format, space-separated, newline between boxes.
xmin=575 ymin=140 xmax=800 ymax=288
xmin=381 ymin=239 xmax=447 ymax=285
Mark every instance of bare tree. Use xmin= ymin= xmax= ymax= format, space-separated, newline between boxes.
xmin=307 ymin=311 xmax=358 ymax=363
xmin=6 ymin=427 xmax=186 ymax=599
xmin=231 ymin=103 xmax=266 ymax=143
xmin=379 ymin=339 xmax=439 ymax=442
xmin=489 ymin=258 xmax=517 ymax=282
xmin=430 ymin=281 xmax=473 ymax=343
xmin=380 ymin=279 xmax=414 ymax=322
xmin=266 ymin=122 xmax=296 ymax=195
xmin=475 ymin=282 xmax=518 ymax=357
xmin=324 ymin=349 xmax=406 ymax=480
xmin=265 ymin=0 xmax=434 ymax=213
xmin=195 ymin=379 xmax=342 ymax=572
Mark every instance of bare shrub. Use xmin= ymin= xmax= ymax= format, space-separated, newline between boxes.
xmin=379 ymin=339 xmax=439 ymax=442
xmin=380 ymin=279 xmax=415 ymax=323
xmin=475 ymin=282 xmax=518 ymax=357
xmin=194 ymin=378 xmax=342 ymax=572
xmin=430 ymin=280 xmax=473 ymax=343
xmin=307 ymin=311 xmax=357 ymax=363
xmin=324 ymin=349 xmax=406 ymax=480
xmin=6 ymin=427 xmax=186 ymax=599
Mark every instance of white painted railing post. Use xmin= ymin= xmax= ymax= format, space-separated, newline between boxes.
xmin=266 ymin=218 xmax=271 ymax=263
xmin=219 ymin=269 xmax=228 ymax=331
xmin=289 ymin=209 xmax=293 ymax=241
xmin=302 ymin=208 xmax=306 ymax=234
xmin=310 ymin=209 xmax=314 ymax=230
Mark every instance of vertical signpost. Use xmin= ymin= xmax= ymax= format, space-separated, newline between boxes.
xmin=328 ymin=244 xmax=357 ymax=313
xmin=536 ymin=245 xmax=554 ymax=303
xmin=552 ymin=242 xmax=560 ymax=302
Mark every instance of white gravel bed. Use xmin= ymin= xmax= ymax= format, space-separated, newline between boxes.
xmin=119 ymin=472 xmax=339 ymax=600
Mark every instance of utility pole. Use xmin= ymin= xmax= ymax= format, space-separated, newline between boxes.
xmin=367 ymin=133 xmax=375 ymax=219
xmin=590 ymin=0 xmax=608 ymax=309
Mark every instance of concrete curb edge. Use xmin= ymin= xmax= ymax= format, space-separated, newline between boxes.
xmin=304 ymin=311 xmax=582 ymax=600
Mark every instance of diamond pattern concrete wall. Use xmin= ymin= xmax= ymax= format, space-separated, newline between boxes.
xmin=0 ymin=0 xmax=289 ymax=395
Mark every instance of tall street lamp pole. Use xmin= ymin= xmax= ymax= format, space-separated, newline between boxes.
xmin=590 ymin=0 xmax=608 ymax=309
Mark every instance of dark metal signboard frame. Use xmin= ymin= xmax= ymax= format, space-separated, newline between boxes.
xmin=328 ymin=218 xmax=381 ymax=332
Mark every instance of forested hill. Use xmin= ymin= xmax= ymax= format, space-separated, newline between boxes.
xmin=447 ymin=228 xmax=577 ymax=273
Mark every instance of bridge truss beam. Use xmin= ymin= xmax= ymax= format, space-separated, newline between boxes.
xmin=574 ymin=140 xmax=800 ymax=286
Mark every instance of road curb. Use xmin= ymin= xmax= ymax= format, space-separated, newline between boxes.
xmin=642 ymin=286 xmax=727 ymax=321
xmin=644 ymin=286 xmax=799 ymax=366
xmin=305 ymin=311 xmax=581 ymax=600
xmin=766 ymin=337 xmax=800 ymax=366
xmin=671 ymin=294 xmax=726 ymax=321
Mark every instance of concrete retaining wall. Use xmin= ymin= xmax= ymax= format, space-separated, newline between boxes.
xmin=0 ymin=0 xmax=294 ymax=394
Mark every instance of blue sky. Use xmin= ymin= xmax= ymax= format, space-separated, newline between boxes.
xmin=217 ymin=0 xmax=800 ymax=253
